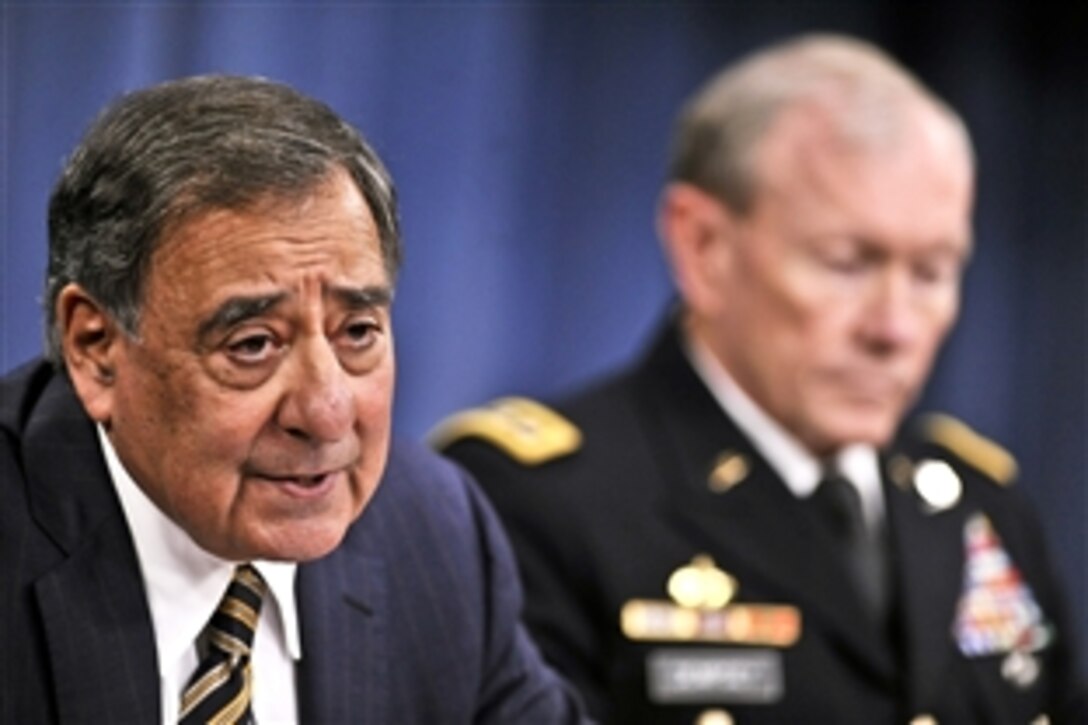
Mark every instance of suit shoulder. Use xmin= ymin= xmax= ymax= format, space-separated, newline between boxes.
xmin=0 ymin=359 xmax=57 ymax=436
xmin=912 ymin=412 xmax=1019 ymax=486
xmin=429 ymin=396 xmax=582 ymax=467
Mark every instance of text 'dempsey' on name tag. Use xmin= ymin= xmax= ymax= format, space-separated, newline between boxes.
xmin=647 ymin=648 xmax=785 ymax=704
xmin=621 ymin=600 xmax=801 ymax=647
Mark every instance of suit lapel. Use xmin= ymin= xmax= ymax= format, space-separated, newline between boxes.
xmin=296 ymin=539 xmax=387 ymax=723
xmin=25 ymin=372 xmax=159 ymax=722
xmin=34 ymin=527 xmax=160 ymax=723
xmin=633 ymin=321 xmax=896 ymax=680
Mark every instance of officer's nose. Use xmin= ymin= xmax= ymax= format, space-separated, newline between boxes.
xmin=858 ymin=268 xmax=922 ymax=355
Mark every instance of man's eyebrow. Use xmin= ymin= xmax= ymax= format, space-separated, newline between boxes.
xmin=196 ymin=285 xmax=392 ymax=341
xmin=329 ymin=284 xmax=393 ymax=310
xmin=197 ymin=293 xmax=288 ymax=340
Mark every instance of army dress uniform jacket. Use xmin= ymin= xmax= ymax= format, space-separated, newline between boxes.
xmin=0 ymin=360 xmax=588 ymax=724
xmin=437 ymin=319 xmax=1086 ymax=724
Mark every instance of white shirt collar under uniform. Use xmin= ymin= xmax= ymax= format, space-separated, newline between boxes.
xmin=684 ymin=334 xmax=885 ymax=529
xmin=98 ymin=426 xmax=302 ymax=724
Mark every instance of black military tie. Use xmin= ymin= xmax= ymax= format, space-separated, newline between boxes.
xmin=179 ymin=564 xmax=267 ymax=725
xmin=811 ymin=470 xmax=889 ymax=625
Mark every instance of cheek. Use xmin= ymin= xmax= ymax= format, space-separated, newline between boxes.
xmin=748 ymin=255 xmax=824 ymax=325
xmin=199 ymin=403 xmax=273 ymax=461
xmin=755 ymin=280 xmax=838 ymax=362
xmin=168 ymin=380 xmax=283 ymax=478
xmin=113 ymin=358 xmax=193 ymax=447
xmin=353 ymin=361 xmax=395 ymax=432
xmin=910 ymin=313 xmax=956 ymax=370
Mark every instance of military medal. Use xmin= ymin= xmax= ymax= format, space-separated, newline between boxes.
xmin=953 ymin=514 xmax=1051 ymax=662
xmin=621 ymin=556 xmax=800 ymax=647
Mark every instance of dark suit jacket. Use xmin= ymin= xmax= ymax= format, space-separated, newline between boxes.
xmin=441 ymin=319 xmax=1086 ymax=724
xmin=0 ymin=360 xmax=586 ymax=724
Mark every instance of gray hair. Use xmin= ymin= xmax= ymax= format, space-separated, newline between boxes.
xmin=669 ymin=33 xmax=972 ymax=214
xmin=45 ymin=74 xmax=400 ymax=364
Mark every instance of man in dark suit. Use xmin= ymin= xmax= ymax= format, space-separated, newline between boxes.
xmin=0 ymin=75 xmax=586 ymax=723
xmin=435 ymin=34 xmax=1086 ymax=723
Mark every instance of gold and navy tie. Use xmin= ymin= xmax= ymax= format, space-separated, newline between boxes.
xmin=179 ymin=564 xmax=267 ymax=725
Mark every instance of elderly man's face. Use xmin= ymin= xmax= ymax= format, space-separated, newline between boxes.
xmin=697 ymin=102 xmax=974 ymax=455
xmin=98 ymin=171 xmax=394 ymax=561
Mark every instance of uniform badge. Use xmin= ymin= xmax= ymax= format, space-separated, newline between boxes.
xmin=708 ymin=451 xmax=750 ymax=492
xmin=621 ymin=556 xmax=801 ymax=647
xmin=624 ymin=556 xmax=799 ymax=705
xmin=668 ymin=555 xmax=737 ymax=609
xmin=952 ymin=514 xmax=1051 ymax=662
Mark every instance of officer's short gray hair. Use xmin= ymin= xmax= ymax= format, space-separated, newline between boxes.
xmin=45 ymin=74 xmax=400 ymax=365
xmin=668 ymin=33 xmax=973 ymax=214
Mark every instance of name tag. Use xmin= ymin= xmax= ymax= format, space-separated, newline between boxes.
xmin=646 ymin=648 xmax=784 ymax=704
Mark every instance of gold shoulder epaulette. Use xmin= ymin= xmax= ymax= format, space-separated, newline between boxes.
xmin=428 ymin=396 xmax=582 ymax=466
xmin=919 ymin=413 xmax=1018 ymax=486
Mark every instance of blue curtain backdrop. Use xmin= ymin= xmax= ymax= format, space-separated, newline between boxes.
xmin=3 ymin=3 xmax=1085 ymax=650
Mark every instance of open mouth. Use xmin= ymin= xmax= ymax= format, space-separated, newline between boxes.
xmin=294 ymin=474 xmax=328 ymax=488
xmin=256 ymin=470 xmax=342 ymax=496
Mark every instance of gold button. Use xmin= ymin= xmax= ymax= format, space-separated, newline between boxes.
xmin=695 ymin=709 xmax=734 ymax=725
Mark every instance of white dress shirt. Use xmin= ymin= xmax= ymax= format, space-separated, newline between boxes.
xmin=99 ymin=427 xmax=301 ymax=724
xmin=684 ymin=335 xmax=885 ymax=530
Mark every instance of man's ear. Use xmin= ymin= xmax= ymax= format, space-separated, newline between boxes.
xmin=56 ymin=284 xmax=125 ymax=425
xmin=656 ymin=182 xmax=739 ymax=316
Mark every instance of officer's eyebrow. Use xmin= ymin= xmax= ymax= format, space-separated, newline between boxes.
xmin=198 ymin=293 xmax=288 ymax=340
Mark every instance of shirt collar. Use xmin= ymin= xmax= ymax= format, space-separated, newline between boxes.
xmin=683 ymin=333 xmax=884 ymax=526
xmin=97 ymin=426 xmax=302 ymax=674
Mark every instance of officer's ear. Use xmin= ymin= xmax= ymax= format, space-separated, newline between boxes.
xmin=56 ymin=283 xmax=125 ymax=425
xmin=657 ymin=182 xmax=739 ymax=317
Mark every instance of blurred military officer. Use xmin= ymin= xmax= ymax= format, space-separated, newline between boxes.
xmin=434 ymin=34 xmax=1086 ymax=724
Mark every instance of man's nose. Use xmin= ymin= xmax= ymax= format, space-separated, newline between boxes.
xmin=859 ymin=270 xmax=922 ymax=353
xmin=277 ymin=337 xmax=355 ymax=442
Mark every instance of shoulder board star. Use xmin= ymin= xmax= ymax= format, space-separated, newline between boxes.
xmin=429 ymin=396 xmax=582 ymax=466
xmin=918 ymin=413 xmax=1018 ymax=486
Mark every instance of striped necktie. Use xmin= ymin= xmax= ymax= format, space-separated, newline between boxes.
xmin=179 ymin=564 xmax=267 ymax=725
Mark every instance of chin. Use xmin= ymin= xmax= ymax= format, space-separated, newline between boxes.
xmin=838 ymin=416 xmax=899 ymax=448
xmin=203 ymin=515 xmax=351 ymax=562
xmin=261 ymin=522 xmax=353 ymax=562
xmin=812 ymin=406 xmax=901 ymax=451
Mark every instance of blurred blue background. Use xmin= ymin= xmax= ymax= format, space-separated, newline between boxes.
xmin=3 ymin=3 xmax=1084 ymax=651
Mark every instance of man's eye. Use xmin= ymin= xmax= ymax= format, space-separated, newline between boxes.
xmin=342 ymin=320 xmax=379 ymax=349
xmin=913 ymin=259 xmax=962 ymax=287
xmin=226 ymin=333 xmax=278 ymax=362
xmin=821 ymin=254 xmax=865 ymax=274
